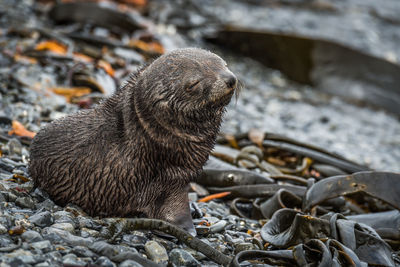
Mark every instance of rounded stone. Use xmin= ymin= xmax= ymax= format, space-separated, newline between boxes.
xmin=51 ymin=222 xmax=75 ymax=233
xmin=62 ymin=253 xmax=86 ymax=266
xmin=0 ymin=223 xmax=8 ymax=234
xmin=30 ymin=240 xmax=54 ymax=253
xmin=29 ymin=211 xmax=53 ymax=227
xmin=15 ymin=197 xmax=36 ymax=209
xmin=169 ymin=248 xmax=200 ymax=267
xmin=144 ymin=241 xmax=168 ymax=263
xmin=94 ymin=256 xmax=116 ymax=267
xmin=119 ymin=259 xmax=144 ymax=267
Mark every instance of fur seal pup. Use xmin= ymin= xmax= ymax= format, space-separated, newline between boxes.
xmin=29 ymin=48 xmax=238 ymax=235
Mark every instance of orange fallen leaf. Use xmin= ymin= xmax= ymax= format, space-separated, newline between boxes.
xmin=35 ymin=40 xmax=67 ymax=55
xmin=73 ymin=52 xmax=93 ymax=63
xmin=131 ymin=39 xmax=164 ymax=55
xmin=224 ymin=134 xmax=239 ymax=149
xmin=8 ymin=120 xmax=36 ymax=139
xmin=118 ymin=0 xmax=147 ymax=7
xmin=13 ymin=174 xmax=30 ymax=183
xmin=198 ymin=192 xmax=231 ymax=203
xmin=50 ymin=87 xmax=91 ymax=102
xmin=14 ymin=54 xmax=38 ymax=64
xmin=98 ymin=60 xmax=115 ymax=77
xmin=198 ymin=220 xmax=211 ymax=226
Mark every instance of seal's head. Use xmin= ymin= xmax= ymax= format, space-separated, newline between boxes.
xmin=129 ymin=48 xmax=238 ymax=144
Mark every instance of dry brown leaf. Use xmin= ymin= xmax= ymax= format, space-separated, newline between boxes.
xmin=8 ymin=120 xmax=36 ymax=139
xmin=98 ymin=60 xmax=115 ymax=76
xmin=35 ymin=40 xmax=67 ymax=55
xmin=50 ymin=87 xmax=91 ymax=102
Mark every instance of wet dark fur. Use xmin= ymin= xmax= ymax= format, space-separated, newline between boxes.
xmin=29 ymin=48 xmax=237 ymax=231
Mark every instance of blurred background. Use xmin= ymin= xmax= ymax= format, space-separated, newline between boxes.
xmin=0 ymin=0 xmax=399 ymax=171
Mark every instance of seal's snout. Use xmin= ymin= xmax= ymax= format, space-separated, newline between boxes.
xmin=220 ymin=70 xmax=237 ymax=89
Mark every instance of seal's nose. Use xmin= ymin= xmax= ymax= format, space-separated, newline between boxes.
xmin=220 ymin=71 xmax=237 ymax=89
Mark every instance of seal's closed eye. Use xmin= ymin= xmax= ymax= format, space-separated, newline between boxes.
xmin=187 ymin=80 xmax=200 ymax=91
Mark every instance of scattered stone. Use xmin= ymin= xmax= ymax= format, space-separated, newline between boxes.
xmin=3 ymin=249 xmax=45 ymax=265
xmin=42 ymin=227 xmax=94 ymax=247
xmin=210 ymin=220 xmax=227 ymax=233
xmin=119 ymin=259 xmax=144 ymax=267
xmin=51 ymin=222 xmax=75 ymax=233
xmin=169 ymin=248 xmax=200 ymax=267
xmin=144 ymin=241 xmax=168 ymax=263
xmin=30 ymin=240 xmax=54 ymax=253
xmin=15 ymin=197 xmax=35 ymax=209
xmin=234 ymin=242 xmax=257 ymax=253
xmin=0 ymin=223 xmax=8 ymax=234
xmin=62 ymin=253 xmax=86 ymax=266
xmin=29 ymin=211 xmax=53 ymax=227
xmin=69 ymin=246 xmax=96 ymax=259
xmin=188 ymin=192 xmax=198 ymax=202
xmin=94 ymin=256 xmax=116 ymax=267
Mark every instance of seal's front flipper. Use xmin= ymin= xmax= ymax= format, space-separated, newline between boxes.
xmin=155 ymin=186 xmax=197 ymax=236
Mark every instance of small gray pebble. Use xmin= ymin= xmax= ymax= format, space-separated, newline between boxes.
xmin=51 ymin=222 xmax=75 ymax=233
xmin=210 ymin=220 xmax=227 ymax=233
xmin=169 ymin=248 xmax=200 ymax=267
xmin=15 ymin=197 xmax=35 ymax=209
xmin=0 ymin=223 xmax=8 ymax=234
xmin=94 ymin=256 xmax=117 ymax=267
xmin=62 ymin=253 xmax=86 ymax=266
xmin=235 ymin=242 xmax=257 ymax=253
xmin=29 ymin=211 xmax=53 ymax=227
xmin=71 ymin=245 xmax=99 ymax=258
xmin=30 ymin=240 xmax=54 ymax=253
xmin=144 ymin=241 xmax=168 ymax=263
xmin=119 ymin=259 xmax=144 ymax=267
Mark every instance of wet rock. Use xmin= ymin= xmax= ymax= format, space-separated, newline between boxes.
xmin=15 ymin=196 xmax=35 ymax=209
xmin=94 ymin=256 xmax=116 ymax=267
xmin=62 ymin=253 xmax=86 ymax=266
xmin=30 ymin=240 xmax=54 ymax=253
xmin=119 ymin=259 xmax=144 ymax=267
xmin=121 ymin=234 xmax=147 ymax=250
xmin=210 ymin=220 xmax=227 ymax=233
xmin=51 ymin=222 xmax=75 ymax=233
xmin=35 ymin=199 xmax=57 ymax=211
xmin=169 ymin=248 xmax=200 ymax=267
xmin=0 ymin=235 xmax=13 ymax=246
xmin=3 ymin=249 xmax=45 ymax=265
xmin=71 ymin=245 xmax=99 ymax=258
xmin=43 ymin=227 xmax=94 ymax=247
xmin=234 ymin=242 xmax=257 ymax=253
xmin=5 ymin=191 xmax=18 ymax=202
xmin=21 ymin=230 xmax=43 ymax=242
xmin=6 ymin=138 xmax=23 ymax=156
xmin=29 ymin=211 xmax=53 ymax=227
xmin=80 ymin=227 xmax=100 ymax=238
xmin=144 ymin=240 xmax=168 ymax=263
xmin=78 ymin=217 xmax=102 ymax=231
xmin=45 ymin=251 xmax=63 ymax=262
xmin=188 ymin=192 xmax=198 ymax=202
xmin=53 ymin=211 xmax=74 ymax=220
xmin=5 ymin=258 xmax=31 ymax=267
xmin=89 ymin=241 xmax=138 ymax=259
xmin=0 ymin=223 xmax=8 ymax=234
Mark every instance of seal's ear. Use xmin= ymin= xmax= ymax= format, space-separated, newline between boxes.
xmin=156 ymin=186 xmax=196 ymax=236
